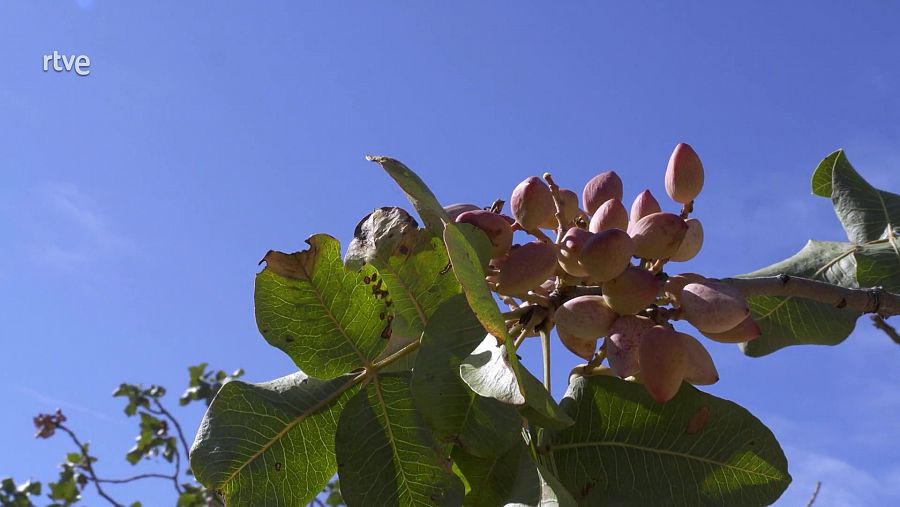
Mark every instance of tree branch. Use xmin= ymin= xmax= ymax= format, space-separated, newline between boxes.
xmin=56 ymin=424 xmax=125 ymax=507
xmin=720 ymin=275 xmax=900 ymax=317
xmin=871 ymin=315 xmax=900 ymax=345
xmin=152 ymin=398 xmax=192 ymax=460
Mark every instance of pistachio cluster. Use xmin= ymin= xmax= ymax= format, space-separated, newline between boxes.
xmin=451 ymin=143 xmax=760 ymax=402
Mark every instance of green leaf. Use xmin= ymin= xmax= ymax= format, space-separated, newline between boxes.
xmin=346 ymin=207 xmax=463 ymax=371
xmin=811 ymin=149 xmax=900 ymax=244
xmin=454 ymin=441 xmax=578 ymax=507
xmin=336 ymin=373 xmax=464 ymax=506
xmin=255 ymin=234 xmax=393 ymax=378
xmin=412 ymin=295 xmax=522 ymax=458
xmin=443 ymin=223 xmax=508 ymax=341
xmin=544 ymin=376 xmax=790 ymax=506
xmin=460 ymin=334 xmax=573 ymax=430
xmin=442 ymin=222 xmax=564 ymax=428
xmin=855 ymin=237 xmax=900 ymax=293
xmin=190 ymin=371 xmax=362 ymax=507
xmin=735 ymin=240 xmax=860 ymax=356
xmin=368 ymin=155 xmax=452 ymax=235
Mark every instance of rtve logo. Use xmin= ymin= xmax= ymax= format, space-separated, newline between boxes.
xmin=43 ymin=51 xmax=91 ymax=76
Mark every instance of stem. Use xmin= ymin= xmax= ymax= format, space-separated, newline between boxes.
xmin=529 ymin=227 xmax=554 ymax=244
xmin=56 ymin=424 xmax=124 ymax=507
xmin=871 ymin=315 xmax=900 ymax=345
xmin=372 ymin=340 xmax=421 ymax=370
xmin=96 ymin=473 xmax=177 ymax=484
xmin=540 ymin=328 xmax=551 ymax=392
xmin=152 ymin=399 xmax=191 ymax=462
xmin=543 ymin=172 xmax=569 ymax=243
xmin=806 ymin=481 xmax=822 ymax=507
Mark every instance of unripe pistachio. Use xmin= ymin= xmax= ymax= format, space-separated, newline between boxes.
xmin=630 ymin=189 xmax=662 ymax=223
xmin=495 ymin=241 xmax=558 ymax=296
xmin=557 ymin=227 xmax=594 ymax=277
xmin=680 ymin=333 xmax=718 ymax=385
xmin=578 ymin=229 xmax=634 ymax=282
xmin=540 ymin=189 xmax=581 ymax=229
xmin=602 ymin=266 xmax=660 ymax=315
xmin=444 ymin=203 xmax=481 ymax=221
xmin=627 ymin=212 xmax=688 ymax=260
xmin=589 ymin=198 xmax=629 ymax=233
xmin=606 ymin=315 xmax=654 ymax=378
xmin=554 ymin=295 xmax=618 ymax=341
xmin=639 ymin=326 xmax=687 ymax=403
xmin=582 ymin=171 xmax=624 ymax=215
xmin=663 ymin=273 xmax=709 ymax=302
xmin=558 ymin=327 xmax=598 ymax=361
xmin=680 ymin=281 xmax=750 ymax=333
xmin=702 ymin=316 xmax=762 ymax=343
xmin=456 ymin=210 xmax=514 ymax=259
xmin=665 ymin=143 xmax=705 ymax=204
xmin=511 ymin=176 xmax=555 ymax=231
xmin=671 ymin=218 xmax=703 ymax=262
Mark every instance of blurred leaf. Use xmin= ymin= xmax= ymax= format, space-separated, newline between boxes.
xmin=335 ymin=373 xmax=463 ymax=506
xmin=544 ymin=376 xmax=790 ymax=506
xmin=367 ymin=156 xmax=452 ymax=235
xmin=180 ymin=364 xmax=244 ymax=407
xmin=191 ymin=372 xmax=361 ymax=507
xmin=811 ymin=149 xmax=900 ymax=244
xmin=735 ymin=240 xmax=860 ymax=356
xmin=255 ymin=234 xmax=393 ymax=378
xmin=412 ymin=295 xmax=522 ymax=458
xmin=0 ymin=477 xmax=41 ymax=507
xmin=126 ymin=413 xmax=172 ymax=465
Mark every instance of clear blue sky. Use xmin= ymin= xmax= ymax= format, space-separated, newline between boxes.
xmin=2 ymin=2 xmax=899 ymax=505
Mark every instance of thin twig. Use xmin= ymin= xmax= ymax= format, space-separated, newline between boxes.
xmin=153 ymin=399 xmax=191 ymax=463
xmin=806 ymin=481 xmax=822 ymax=507
xmin=95 ymin=473 xmax=178 ymax=485
xmin=56 ymin=424 xmax=124 ymax=507
xmin=540 ymin=328 xmax=552 ymax=392
xmin=543 ymin=172 xmax=568 ymax=243
xmin=871 ymin=315 xmax=900 ymax=345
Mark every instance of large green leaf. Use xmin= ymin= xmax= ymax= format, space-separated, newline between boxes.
xmin=190 ymin=372 xmax=362 ymax=506
xmin=454 ymin=441 xmax=577 ymax=507
xmin=336 ymin=373 xmax=464 ymax=506
xmin=855 ymin=237 xmax=900 ymax=293
xmin=368 ymin=155 xmax=452 ymax=235
xmin=811 ymin=149 xmax=900 ymax=244
xmin=255 ymin=234 xmax=392 ymax=378
xmin=460 ymin=334 xmax=573 ymax=431
xmin=734 ymin=240 xmax=860 ymax=356
xmin=412 ymin=295 xmax=522 ymax=458
xmin=543 ymin=376 xmax=790 ymax=506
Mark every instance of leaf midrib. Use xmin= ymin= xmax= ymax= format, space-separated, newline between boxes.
xmin=297 ymin=254 xmax=369 ymax=366
xmin=549 ymin=441 xmax=787 ymax=482
xmin=214 ymin=372 xmax=365 ymax=491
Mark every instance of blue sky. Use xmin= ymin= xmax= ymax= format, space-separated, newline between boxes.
xmin=2 ymin=1 xmax=899 ymax=505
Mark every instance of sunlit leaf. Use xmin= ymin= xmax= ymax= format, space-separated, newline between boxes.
xmin=543 ymin=376 xmax=790 ymax=506
xmin=255 ymin=234 xmax=393 ymax=378
xmin=412 ymin=295 xmax=522 ymax=458
xmin=336 ymin=373 xmax=464 ymax=506
xmin=190 ymin=372 xmax=361 ymax=507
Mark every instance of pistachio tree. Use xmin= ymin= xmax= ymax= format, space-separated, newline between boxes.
xmin=189 ymin=146 xmax=900 ymax=506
